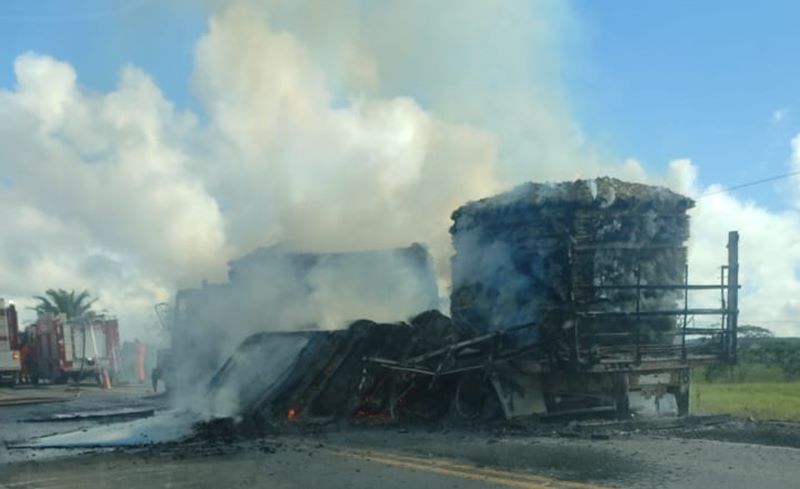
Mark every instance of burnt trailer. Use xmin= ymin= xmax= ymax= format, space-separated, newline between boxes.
xmin=444 ymin=178 xmax=738 ymax=417
xmin=210 ymin=179 xmax=740 ymax=425
xmin=363 ymin=178 xmax=739 ymax=419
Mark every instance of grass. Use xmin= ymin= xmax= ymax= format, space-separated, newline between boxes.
xmin=692 ymin=381 xmax=800 ymax=422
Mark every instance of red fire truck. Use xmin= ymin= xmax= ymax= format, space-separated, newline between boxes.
xmin=0 ymin=299 xmax=21 ymax=386
xmin=27 ymin=315 xmax=120 ymax=384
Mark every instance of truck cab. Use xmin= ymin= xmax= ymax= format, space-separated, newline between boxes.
xmin=0 ymin=299 xmax=21 ymax=386
xmin=26 ymin=315 xmax=120 ymax=384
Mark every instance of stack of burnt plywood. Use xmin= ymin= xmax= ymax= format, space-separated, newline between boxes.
xmin=449 ymin=177 xmax=694 ymax=351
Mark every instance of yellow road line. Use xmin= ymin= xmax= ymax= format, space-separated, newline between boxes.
xmin=333 ymin=447 xmax=607 ymax=489
xmin=330 ymin=449 xmax=552 ymax=489
xmin=2 ymin=465 xmax=182 ymax=488
xmin=324 ymin=445 xmax=611 ymax=489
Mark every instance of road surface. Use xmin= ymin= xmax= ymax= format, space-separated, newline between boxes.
xmin=1 ymin=385 xmax=798 ymax=489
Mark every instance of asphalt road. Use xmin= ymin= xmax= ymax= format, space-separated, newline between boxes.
xmin=1 ymin=386 xmax=798 ymax=489
xmin=0 ymin=383 xmax=164 ymax=464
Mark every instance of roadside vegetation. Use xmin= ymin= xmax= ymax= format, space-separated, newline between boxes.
xmin=692 ymin=326 xmax=800 ymax=422
xmin=31 ymin=288 xmax=97 ymax=319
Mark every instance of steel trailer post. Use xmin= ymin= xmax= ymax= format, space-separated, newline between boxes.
xmin=727 ymin=231 xmax=739 ymax=363
xmin=682 ymin=263 xmax=689 ymax=362
xmin=635 ymin=267 xmax=642 ymax=365
xmin=720 ymin=266 xmax=727 ymax=357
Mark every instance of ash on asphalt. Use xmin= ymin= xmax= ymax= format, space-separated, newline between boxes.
xmin=6 ymin=383 xmax=800 ymax=480
xmin=7 ymin=410 xmax=800 ymax=489
xmin=0 ymin=384 xmax=168 ymax=464
xmin=673 ymin=419 xmax=800 ymax=448
xmin=22 ymin=407 xmax=156 ymax=423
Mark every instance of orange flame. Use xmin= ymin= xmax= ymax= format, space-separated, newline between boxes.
xmin=354 ymin=406 xmax=391 ymax=421
xmin=287 ymin=408 xmax=298 ymax=420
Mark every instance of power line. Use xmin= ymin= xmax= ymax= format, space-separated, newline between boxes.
xmin=697 ymin=169 xmax=800 ymax=199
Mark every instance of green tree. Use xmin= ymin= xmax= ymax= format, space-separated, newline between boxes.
xmin=32 ymin=289 xmax=98 ymax=320
xmin=737 ymin=325 xmax=775 ymax=339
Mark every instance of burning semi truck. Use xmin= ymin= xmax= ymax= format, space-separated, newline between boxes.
xmin=177 ymin=178 xmax=740 ymax=422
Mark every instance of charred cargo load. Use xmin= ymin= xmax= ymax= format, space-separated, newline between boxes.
xmin=205 ymin=311 xmax=472 ymax=422
xmin=437 ymin=178 xmax=738 ymax=417
xmin=450 ymin=178 xmax=693 ymax=349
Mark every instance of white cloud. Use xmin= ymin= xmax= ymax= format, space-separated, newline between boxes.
xmin=0 ymin=3 xmax=502 ymax=337
xmin=0 ymin=54 xmax=227 ymax=333
xmin=657 ymin=156 xmax=800 ymax=336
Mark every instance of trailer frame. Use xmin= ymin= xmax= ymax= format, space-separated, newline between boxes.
xmin=364 ymin=231 xmax=740 ymax=419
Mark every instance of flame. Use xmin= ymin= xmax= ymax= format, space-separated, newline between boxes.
xmin=353 ymin=405 xmax=391 ymax=421
xmin=287 ymin=408 xmax=298 ymax=420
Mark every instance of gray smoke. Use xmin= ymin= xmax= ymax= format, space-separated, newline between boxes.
xmin=168 ymin=243 xmax=440 ymax=405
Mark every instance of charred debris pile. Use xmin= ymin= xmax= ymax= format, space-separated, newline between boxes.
xmin=205 ymin=310 xmax=479 ymax=425
xmin=201 ymin=178 xmax=702 ymax=427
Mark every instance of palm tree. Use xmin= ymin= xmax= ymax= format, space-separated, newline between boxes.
xmin=32 ymin=289 xmax=98 ymax=320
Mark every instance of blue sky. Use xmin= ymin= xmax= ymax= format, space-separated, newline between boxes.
xmin=0 ymin=1 xmax=205 ymax=112
xmin=2 ymin=1 xmax=798 ymax=209
xmin=567 ymin=1 xmax=800 ymax=208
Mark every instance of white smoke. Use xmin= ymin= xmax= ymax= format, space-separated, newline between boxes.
xmin=0 ymin=0 xmax=799 ymax=338
xmin=191 ymin=3 xmax=500 ymax=261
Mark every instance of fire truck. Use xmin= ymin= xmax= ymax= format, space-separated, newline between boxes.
xmin=26 ymin=315 xmax=120 ymax=384
xmin=0 ymin=299 xmax=21 ymax=386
